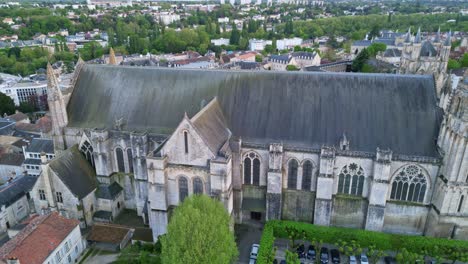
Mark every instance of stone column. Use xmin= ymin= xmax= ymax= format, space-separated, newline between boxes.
xmin=447 ymin=136 xmax=461 ymax=182
xmin=450 ymin=138 xmax=466 ymax=182
xmin=266 ymin=143 xmax=283 ymax=220
xmin=91 ymin=129 xmax=110 ymax=177
xmin=147 ymin=156 xmax=169 ymax=242
xmin=314 ymin=147 xmax=335 ymax=226
xmin=365 ymin=148 xmax=392 ymax=232
xmin=456 ymin=143 xmax=468 ymax=183
xmin=131 ymin=132 xmax=148 ymax=215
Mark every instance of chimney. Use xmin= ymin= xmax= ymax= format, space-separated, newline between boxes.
xmin=7 ymin=257 xmax=20 ymax=264
xmin=40 ymin=152 xmax=47 ymax=164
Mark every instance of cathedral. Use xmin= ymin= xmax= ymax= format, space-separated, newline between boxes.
xmin=39 ymin=56 xmax=468 ymax=242
xmin=399 ymin=28 xmax=451 ymax=96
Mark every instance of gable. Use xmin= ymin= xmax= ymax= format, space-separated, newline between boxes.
xmin=68 ymin=65 xmax=442 ymax=157
xmin=161 ymin=116 xmax=216 ymax=167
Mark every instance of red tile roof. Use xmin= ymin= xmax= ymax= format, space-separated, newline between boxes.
xmin=0 ymin=212 xmax=80 ymax=264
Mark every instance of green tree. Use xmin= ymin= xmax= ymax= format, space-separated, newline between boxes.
xmin=396 ymin=248 xmax=423 ymax=263
xmin=286 ymin=65 xmax=300 ymax=71
xmin=448 ymin=59 xmax=461 ymax=70
xmin=337 ymin=239 xmax=362 ymax=259
xmin=0 ymin=92 xmax=15 ymax=116
xmin=309 ymin=238 xmax=324 ymax=264
xmin=79 ymin=41 xmax=104 ymax=61
xmin=367 ymin=245 xmax=386 ymax=264
xmin=17 ymin=102 xmax=35 ymax=113
xmin=460 ymin=53 xmax=468 ymax=67
xmin=367 ymin=42 xmax=387 ymax=57
xmin=351 ymin=48 xmax=369 ymax=72
xmin=161 ymin=195 xmax=238 ymax=264
xmin=285 ymin=249 xmax=300 ymax=264
xmin=229 ymin=23 xmax=240 ymax=46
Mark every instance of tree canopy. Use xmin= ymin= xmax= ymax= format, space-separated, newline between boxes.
xmin=0 ymin=92 xmax=15 ymax=116
xmin=161 ymin=195 xmax=238 ymax=264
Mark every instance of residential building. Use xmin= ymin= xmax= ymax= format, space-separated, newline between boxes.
xmin=0 ymin=212 xmax=85 ymax=264
xmin=211 ymin=38 xmax=230 ymax=46
xmin=249 ymin=39 xmax=272 ymax=51
xmin=276 ymin=37 xmax=303 ymax=50
xmin=0 ymin=175 xmax=37 ymax=233
xmin=22 ymin=138 xmax=54 ymax=176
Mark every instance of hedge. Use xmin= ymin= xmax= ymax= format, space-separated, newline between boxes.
xmin=256 ymin=220 xmax=468 ymax=264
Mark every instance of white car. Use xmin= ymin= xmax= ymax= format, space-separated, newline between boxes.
xmin=349 ymin=256 xmax=357 ymax=264
xmin=360 ymin=253 xmax=369 ymax=264
xmin=250 ymin=244 xmax=260 ymax=260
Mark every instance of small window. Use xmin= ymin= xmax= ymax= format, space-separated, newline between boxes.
xmin=56 ymin=192 xmax=63 ymax=203
xmin=184 ymin=131 xmax=189 ymax=154
xmin=39 ymin=189 xmax=46 ymax=200
xmin=115 ymin=147 xmax=125 ymax=172
xmin=179 ymin=177 xmax=188 ymax=202
xmin=193 ymin=177 xmax=203 ymax=194
xmin=287 ymin=159 xmax=298 ymax=189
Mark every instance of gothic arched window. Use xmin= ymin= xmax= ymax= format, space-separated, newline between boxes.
xmin=243 ymin=152 xmax=260 ymax=185
xmin=179 ymin=177 xmax=188 ymax=202
xmin=80 ymin=141 xmax=95 ymax=168
xmin=193 ymin=177 xmax=204 ymax=194
xmin=127 ymin=149 xmax=133 ymax=173
xmin=390 ymin=165 xmax=428 ymax=203
xmin=288 ymin=159 xmax=299 ymax=189
xmin=302 ymin=160 xmax=313 ymax=191
xmin=115 ymin=147 xmax=125 ymax=172
xmin=337 ymin=163 xmax=365 ymax=196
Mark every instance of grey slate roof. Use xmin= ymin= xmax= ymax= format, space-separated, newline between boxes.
xmin=48 ymin=145 xmax=97 ymax=199
xmin=68 ymin=65 xmax=442 ymax=157
xmin=96 ymin=182 xmax=123 ymax=200
xmin=269 ymin=55 xmax=291 ymax=63
xmin=383 ymin=48 xmax=402 ymax=58
xmin=420 ymin=41 xmax=437 ymax=57
xmin=0 ymin=176 xmax=37 ymax=207
xmin=23 ymin=158 xmax=41 ymax=165
xmin=191 ymin=99 xmax=231 ymax=155
xmin=25 ymin=138 xmax=54 ymax=154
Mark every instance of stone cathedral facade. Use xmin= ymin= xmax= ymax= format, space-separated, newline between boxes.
xmin=45 ymin=60 xmax=468 ymax=242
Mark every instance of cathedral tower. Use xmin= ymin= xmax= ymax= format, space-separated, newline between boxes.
xmin=47 ymin=63 xmax=68 ymax=152
xmin=427 ymin=73 xmax=468 ymax=238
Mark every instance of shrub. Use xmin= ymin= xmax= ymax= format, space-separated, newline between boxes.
xmin=256 ymin=221 xmax=468 ymax=264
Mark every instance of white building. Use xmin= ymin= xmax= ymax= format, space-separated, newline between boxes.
xmin=0 ymin=212 xmax=86 ymax=264
xmin=211 ymin=38 xmax=230 ymax=46
xmin=249 ymin=39 xmax=273 ymax=51
xmin=0 ymin=175 xmax=37 ymax=233
xmin=0 ymin=81 xmax=47 ymax=106
xmin=155 ymin=12 xmax=180 ymax=25
xmin=276 ymin=37 xmax=303 ymax=50
xmin=22 ymin=138 xmax=55 ymax=176
xmin=218 ymin=17 xmax=229 ymax=24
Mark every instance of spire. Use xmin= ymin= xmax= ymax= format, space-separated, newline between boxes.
xmin=108 ymin=47 xmax=116 ymax=65
xmin=415 ymin=27 xmax=421 ymax=43
xmin=47 ymin=63 xmax=62 ymax=99
xmin=404 ymin=27 xmax=412 ymax=43
xmin=434 ymin=27 xmax=441 ymax=42
xmin=444 ymin=30 xmax=452 ymax=46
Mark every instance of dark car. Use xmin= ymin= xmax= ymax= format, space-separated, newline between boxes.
xmin=296 ymin=244 xmax=305 ymax=258
xmin=320 ymin=247 xmax=329 ymax=264
xmin=384 ymin=256 xmax=397 ymax=264
xmin=307 ymin=245 xmax=316 ymax=260
xmin=280 ymin=260 xmax=286 ymax=264
xmin=330 ymin=249 xmax=340 ymax=264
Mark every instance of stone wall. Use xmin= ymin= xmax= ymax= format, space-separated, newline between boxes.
xmin=281 ymin=189 xmax=315 ymax=222
xmin=383 ymin=201 xmax=429 ymax=235
xmin=331 ymin=195 xmax=367 ymax=229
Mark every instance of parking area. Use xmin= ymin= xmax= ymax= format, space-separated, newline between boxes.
xmin=235 ymin=223 xmax=263 ymax=264
xmin=271 ymin=238 xmax=387 ymax=264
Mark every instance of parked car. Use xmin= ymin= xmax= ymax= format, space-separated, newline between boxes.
xmin=250 ymin=244 xmax=259 ymax=260
xmin=297 ymin=244 xmax=305 ymax=258
xmin=320 ymin=247 xmax=329 ymax=264
xmin=349 ymin=256 xmax=357 ymax=264
xmin=330 ymin=249 xmax=340 ymax=263
xmin=249 ymin=258 xmax=256 ymax=264
xmin=307 ymin=245 xmax=316 ymax=260
xmin=384 ymin=256 xmax=397 ymax=264
xmin=360 ymin=253 xmax=369 ymax=264
xmin=280 ymin=260 xmax=286 ymax=264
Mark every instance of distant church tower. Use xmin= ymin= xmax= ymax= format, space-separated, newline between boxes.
xmin=400 ymin=28 xmax=451 ymax=97
xmin=47 ymin=63 xmax=68 ymax=153
xmin=108 ymin=47 xmax=117 ymax=65
xmin=427 ymin=72 xmax=468 ymax=238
